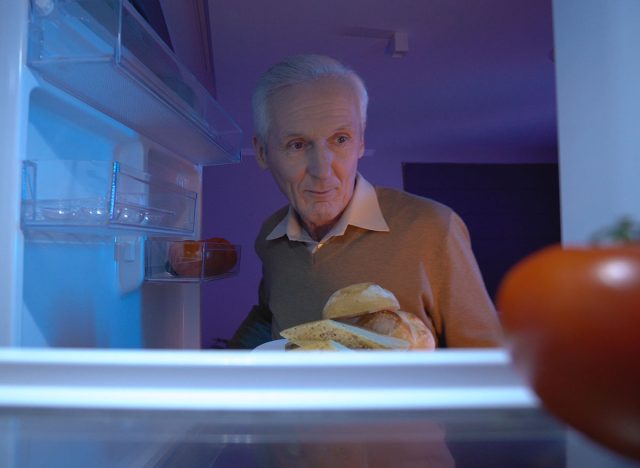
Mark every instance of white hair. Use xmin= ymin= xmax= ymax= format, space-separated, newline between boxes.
xmin=252 ymin=54 xmax=368 ymax=144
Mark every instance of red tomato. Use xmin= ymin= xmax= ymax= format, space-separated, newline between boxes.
xmin=168 ymin=236 xmax=238 ymax=278
xmin=496 ymin=244 xmax=640 ymax=461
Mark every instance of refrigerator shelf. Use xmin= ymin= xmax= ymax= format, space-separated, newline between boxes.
xmin=0 ymin=347 xmax=537 ymax=411
xmin=0 ymin=349 xmax=595 ymax=468
xmin=27 ymin=0 xmax=242 ymax=166
xmin=21 ymin=159 xmax=197 ymax=236
xmin=145 ymin=238 xmax=241 ymax=283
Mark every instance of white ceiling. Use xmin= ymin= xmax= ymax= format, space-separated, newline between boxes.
xmin=204 ymin=0 xmax=557 ymax=163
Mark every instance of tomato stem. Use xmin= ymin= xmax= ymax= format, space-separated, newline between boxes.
xmin=591 ymin=216 xmax=640 ymax=245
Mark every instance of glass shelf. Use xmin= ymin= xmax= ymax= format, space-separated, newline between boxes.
xmin=4 ymin=348 xmax=631 ymax=468
xmin=21 ymin=159 xmax=197 ymax=236
xmin=27 ymin=0 xmax=242 ymax=166
xmin=145 ymin=239 xmax=241 ymax=283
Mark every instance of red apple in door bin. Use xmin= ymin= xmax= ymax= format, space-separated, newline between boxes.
xmin=168 ymin=237 xmax=238 ymax=278
xmin=201 ymin=237 xmax=238 ymax=276
xmin=496 ymin=243 xmax=640 ymax=461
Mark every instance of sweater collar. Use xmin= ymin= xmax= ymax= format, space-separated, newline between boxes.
xmin=265 ymin=173 xmax=389 ymax=243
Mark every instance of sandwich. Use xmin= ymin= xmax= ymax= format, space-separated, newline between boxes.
xmin=280 ymin=283 xmax=436 ymax=350
xmin=322 ymin=283 xmax=436 ymax=350
xmin=281 ymin=319 xmax=411 ymax=350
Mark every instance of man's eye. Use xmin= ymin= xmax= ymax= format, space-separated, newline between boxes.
xmin=335 ymin=135 xmax=350 ymax=144
xmin=287 ymin=141 xmax=306 ymax=151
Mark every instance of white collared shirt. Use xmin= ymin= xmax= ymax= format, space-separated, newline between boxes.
xmin=265 ymin=173 xmax=390 ymax=253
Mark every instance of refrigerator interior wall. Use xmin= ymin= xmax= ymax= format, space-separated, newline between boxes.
xmin=21 ymin=80 xmax=203 ymax=349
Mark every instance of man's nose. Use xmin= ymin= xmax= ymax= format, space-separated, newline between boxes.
xmin=307 ymin=143 xmax=333 ymax=178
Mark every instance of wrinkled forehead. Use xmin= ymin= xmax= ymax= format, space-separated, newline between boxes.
xmin=267 ymin=77 xmax=363 ymax=137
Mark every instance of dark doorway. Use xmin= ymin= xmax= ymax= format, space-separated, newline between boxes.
xmin=402 ymin=163 xmax=561 ymax=301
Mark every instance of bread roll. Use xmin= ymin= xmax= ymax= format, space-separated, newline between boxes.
xmin=350 ymin=310 xmax=436 ymax=350
xmin=322 ymin=283 xmax=400 ymax=320
xmin=321 ymin=283 xmax=436 ymax=350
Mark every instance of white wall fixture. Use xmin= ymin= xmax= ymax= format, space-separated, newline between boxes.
xmin=386 ymin=31 xmax=409 ymax=58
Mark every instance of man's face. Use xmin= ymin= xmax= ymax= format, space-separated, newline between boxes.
xmin=254 ymin=77 xmax=365 ymax=239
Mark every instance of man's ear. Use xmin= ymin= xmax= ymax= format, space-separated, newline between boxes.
xmin=253 ymin=135 xmax=269 ymax=169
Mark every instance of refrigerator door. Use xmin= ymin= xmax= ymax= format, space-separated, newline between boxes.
xmin=0 ymin=0 xmax=29 ymax=348
xmin=1 ymin=0 xmax=242 ymax=349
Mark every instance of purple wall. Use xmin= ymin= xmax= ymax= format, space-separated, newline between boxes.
xmin=200 ymin=158 xmax=283 ymax=347
xmin=200 ymin=145 xmax=557 ymax=348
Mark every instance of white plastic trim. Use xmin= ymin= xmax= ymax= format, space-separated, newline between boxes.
xmin=0 ymin=348 xmax=538 ymax=411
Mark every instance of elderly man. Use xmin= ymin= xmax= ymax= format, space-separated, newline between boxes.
xmin=229 ymin=54 xmax=501 ymax=349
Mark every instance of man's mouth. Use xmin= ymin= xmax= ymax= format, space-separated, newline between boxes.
xmin=307 ymin=188 xmax=335 ymax=199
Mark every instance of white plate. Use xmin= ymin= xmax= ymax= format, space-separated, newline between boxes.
xmin=253 ymin=338 xmax=287 ymax=351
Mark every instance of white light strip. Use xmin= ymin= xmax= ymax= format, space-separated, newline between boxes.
xmin=0 ymin=386 xmax=538 ymax=411
xmin=0 ymin=348 xmax=537 ymax=411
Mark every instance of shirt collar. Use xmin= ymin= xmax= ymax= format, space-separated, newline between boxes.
xmin=265 ymin=173 xmax=389 ymax=243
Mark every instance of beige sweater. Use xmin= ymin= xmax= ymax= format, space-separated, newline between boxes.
xmin=238 ymin=187 xmax=503 ymax=348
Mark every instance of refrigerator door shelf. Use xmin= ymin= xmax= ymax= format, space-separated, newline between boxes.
xmin=27 ymin=0 xmax=242 ymax=167
xmin=145 ymin=239 xmax=241 ymax=283
xmin=21 ymin=159 xmax=197 ymax=236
